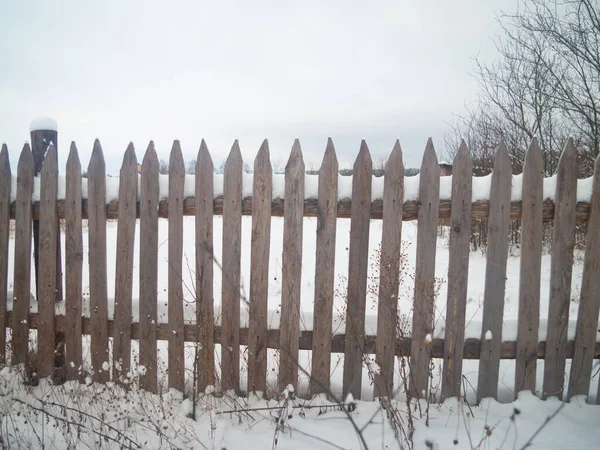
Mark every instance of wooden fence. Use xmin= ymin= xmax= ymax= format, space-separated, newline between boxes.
xmin=0 ymin=137 xmax=599 ymax=404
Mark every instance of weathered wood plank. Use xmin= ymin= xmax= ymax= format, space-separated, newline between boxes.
xmin=279 ymin=140 xmax=305 ymax=394
xmin=221 ymin=141 xmax=243 ymax=393
xmin=477 ymin=142 xmax=512 ymax=402
xmin=6 ymin=311 xmax=600 ymax=360
xmin=310 ymin=138 xmax=338 ymax=396
xmin=543 ymin=139 xmax=577 ymax=400
xmin=374 ymin=141 xmax=403 ymax=398
xmin=0 ymin=144 xmax=10 ymax=364
xmin=409 ymin=139 xmax=440 ymax=399
xmin=65 ymin=143 xmax=83 ymax=381
xmin=112 ymin=144 xmax=138 ymax=381
xmin=37 ymin=145 xmax=58 ymax=378
xmin=343 ymin=141 xmax=372 ymax=400
xmin=247 ymin=140 xmax=272 ymax=395
xmin=569 ymin=154 xmax=600 ymax=401
xmin=139 ymin=142 xmax=159 ymax=393
xmin=168 ymin=141 xmax=185 ymax=393
xmin=88 ymin=139 xmax=109 ymax=383
xmin=442 ymin=140 xmax=473 ymax=399
xmin=515 ymin=138 xmax=544 ymax=396
xmin=12 ymin=144 xmax=34 ymax=365
xmin=195 ymin=140 xmax=215 ymax=393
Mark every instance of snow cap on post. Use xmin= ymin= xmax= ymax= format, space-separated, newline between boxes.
xmin=29 ymin=117 xmax=58 ymax=132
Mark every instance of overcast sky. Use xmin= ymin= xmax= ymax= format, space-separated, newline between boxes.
xmin=1 ymin=0 xmax=518 ymax=174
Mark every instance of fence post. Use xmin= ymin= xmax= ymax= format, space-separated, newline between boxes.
xmin=30 ymin=118 xmax=65 ymax=373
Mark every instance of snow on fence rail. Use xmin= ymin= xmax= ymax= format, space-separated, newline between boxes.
xmin=0 ymin=137 xmax=599 ymax=405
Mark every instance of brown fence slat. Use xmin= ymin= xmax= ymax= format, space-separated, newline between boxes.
xmin=477 ymin=142 xmax=512 ymax=402
xmin=12 ymin=144 xmax=34 ymax=365
xmin=196 ymin=140 xmax=215 ymax=393
xmin=442 ymin=140 xmax=472 ymax=399
xmin=37 ymin=145 xmax=58 ymax=378
xmin=112 ymin=144 xmax=138 ymax=381
xmin=374 ymin=141 xmax=403 ymax=398
xmin=515 ymin=138 xmax=544 ymax=396
xmin=310 ymin=138 xmax=338 ymax=396
xmin=279 ymin=140 xmax=305 ymax=394
xmin=221 ymin=141 xmax=243 ymax=393
xmin=343 ymin=140 xmax=372 ymax=400
xmin=543 ymin=139 xmax=577 ymax=400
xmin=409 ymin=138 xmax=440 ymax=399
xmin=0 ymin=145 xmax=11 ymax=364
xmin=139 ymin=142 xmax=159 ymax=393
xmin=569 ymin=154 xmax=600 ymax=401
xmin=247 ymin=140 xmax=272 ymax=395
xmin=88 ymin=140 xmax=109 ymax=383
xmin=168 ymin=141 xmax=185 ymax=392
xmin=65 ymin=143 xmax=83 ymax=381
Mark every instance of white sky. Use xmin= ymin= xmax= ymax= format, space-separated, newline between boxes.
xmin=0 ymin=0 xmax=518 ymax=174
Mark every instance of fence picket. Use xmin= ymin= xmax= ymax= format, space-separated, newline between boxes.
xmin=248 ymin=140 xmax=272 ymax=395
xmin=442 ymin=140 xmax=472 ymax=399
xmin=113 ymin=144 xmax=138 ymax=381
xmin=65 ymin=143 xmax=83 ymax=381
xmin=88 ymin=140 xmax=109 ymax=383
xmin=38 ymin=145 xmax=58 ymax=378
xmin=279 ymin=140 xmax=305 ymax=393
xmin=196 ymin=140 xmax=215 ymax=393
xmin=221 ymin=141 xmax=243 ymax=393
xmin=569 ymin=154 xmax=600 ymax=401
xmin=310 ymin=139 xmax=338 ymax=396
xmin=168 ymin=141 xmax=185 ymax=393
xmin=409 ymin=139 xmax=440 ymax=399
xmin=343 ymin=141 xmax=372 ymax=400
xmin=0 ymin=145 xmax=10 ymax=364
xmin=515 ymin=138 xmax=544 ymax=396
xmin=139 ymin=142 xmax=159 ymax=393
xmin=543 ymin=139 xmax=577 ymax=399
xmin=477 ymin=142 xmax=512 ymax=401
xmin=374 ymin=141 xmax=403 ymax=398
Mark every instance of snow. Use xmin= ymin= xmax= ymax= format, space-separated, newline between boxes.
xmin=485 ymin=330 xmax=493 ymax=340
xmin=9 ymin=172 xmax=596 ymax=203
xmin=29 ymin=117 xmax=58 ymax=132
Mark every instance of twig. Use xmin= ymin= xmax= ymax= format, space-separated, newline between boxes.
xmin=520 ymin=402 xmax=566 ymax=449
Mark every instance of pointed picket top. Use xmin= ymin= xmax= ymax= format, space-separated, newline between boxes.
xmin=42 ymin=144 xmax=58 ymax=176
xmin=353 ymin=139 xmax=372 ymax=171
xmin=286 ymin=139 xmax=304 ymax=173
xmin=452 ymin=139 xmax=471 ymax=166
xmin=321 ymin=138 xmax=339 ymax=173
xmin=121 ymin=142 xmax=137 ymax=171
xmin=385 ymin=140 xmax=404 ymax=173
xmin=556 ymin=137 xmax=577 ymax=173
xmin=524 ymin=137 xmax=543 ymax=172
xmin=169 ymin=140 xmax=185 ymax=173
xmin=0 ymin=143 xmax=10 ymax=177
xmin=255 ymin=139 xmax=270 ymax=169
xmin=67 ymin=142 xmax=80 ymax=170
xmin=421 ymin=137 xmax=439 ymax=169
xmin=197 ymin=139 xmax=213 ymax=173
xmin=226 ymin=139 xmax=243 ymax=168
xmin=494 ymin=140 xmax=511 ymax=173
xmin=89 ymin=139 xmax=105 ymax=173
xmin=142 ymin=141 xmax=158 ymax=169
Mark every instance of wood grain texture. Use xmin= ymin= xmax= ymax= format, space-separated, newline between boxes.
xmin=310 ymin=138 xmax=338 ymax=396
xmin=12 ymin=144 xmax=34 ymax=365
xmin=168 ymin=141 xmax=185 ymax=393
xmin=247 ymin=140 xmax=272 ymax=395
xmin=569 ymin=154 xmax=600 ymax=401
xmin=374 ymin=141 xmax=403 ymax=398
xmin=37 ymin=145 xmax=58 ymax=378
xmin=442 ymin=140 xmax=473 ymax=400
xmin=409 ymin=139 xmax=440 ymax=399
xmin=278 ymin=140 xmax=305 ymax=393
xmin=221 ymin=141 xmax=243 ymax=393
xmin=477 ymin=142 xmax=512 ymax=402
xmin=343 ymin=141 xmax=372 ymax=400
xmin=0 ymin=145 xmax=10 ymax=364
xmin=6 ymin=311 xmax=600 ymax=360
xmin=112 ymin=144 xmax=138 ymax=380
xmin=515 ymin=138 xmax=544 ymax=396
xmin=543 ymin=139 xmax=577 ymax=400
xmin=88 ymin=140 xmax=109 ymax=383
xmin=139 ymin=142 xmax=159 ymax=393
xmin=195 ymin=140 xmax=215 ymax=393
xmin=65 ymin=143 xmax=83 ymax=381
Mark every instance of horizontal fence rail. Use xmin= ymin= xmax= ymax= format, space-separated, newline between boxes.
xmin=1 ymin=137 xmax=599 ymax=406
